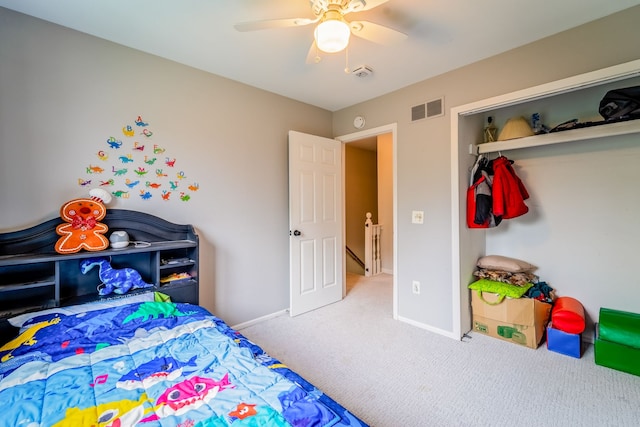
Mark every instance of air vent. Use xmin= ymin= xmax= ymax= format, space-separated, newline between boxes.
xmin=411 ymin=104 xmax=426 ymax=121
xmin=352 ymin=65 xmax=373 ymax=78
xmin=411 ymin=97 xmax=445 ymax=122
xmin=427 ymin=98 xmax=443 ymax=117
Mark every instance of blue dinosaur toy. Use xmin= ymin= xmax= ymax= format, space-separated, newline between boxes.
xmin=80 ymin=257 xmax=154 ymax=296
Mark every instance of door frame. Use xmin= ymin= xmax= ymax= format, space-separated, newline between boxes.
xmin=336 ymin=123 xmax=398 ymax=320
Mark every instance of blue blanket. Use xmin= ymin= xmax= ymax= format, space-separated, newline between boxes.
xmin=0 ymin=301 xmax=367 ymax=426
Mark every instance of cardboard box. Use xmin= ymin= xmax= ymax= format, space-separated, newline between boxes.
xmin=547 ymin=322 xmax=582 ymax=358
xmin=471 ymin=291 xmax=552 ymax=348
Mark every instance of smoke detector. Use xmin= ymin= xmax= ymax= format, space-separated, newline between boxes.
xmin=351 ymin=65 xmax=373 ymax=78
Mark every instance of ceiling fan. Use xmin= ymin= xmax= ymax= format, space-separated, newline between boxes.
xmin=234 ymin=0 xmax=408 ymax=63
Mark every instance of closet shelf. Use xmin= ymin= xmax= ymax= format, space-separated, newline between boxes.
xmin=474 ymin=119 xmax=640 ymax=154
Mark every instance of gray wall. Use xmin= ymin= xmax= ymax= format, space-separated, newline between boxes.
xmin=0 ymin=7 xmax=332 ymax=326
xmin=3 ymin=5 xmax=640 ymax=333
xmin=332 ymin=6 xmax=640 ymax=333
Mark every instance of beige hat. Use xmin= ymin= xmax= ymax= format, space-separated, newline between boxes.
xmin=498 ymin=116 xmax=534 ymax=141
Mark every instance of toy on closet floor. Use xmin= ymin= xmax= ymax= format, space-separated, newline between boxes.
xmin=55 ymin=188 xmax=112 ymax=254
xmin=80 ymin=256 xmax=154 ymax=296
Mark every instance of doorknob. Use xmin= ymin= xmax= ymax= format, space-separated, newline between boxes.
xmin=291 ymin=230 xmax=302 ymax=236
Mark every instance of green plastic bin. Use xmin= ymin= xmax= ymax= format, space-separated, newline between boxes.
xmin=594 ymin=308 xmax=640 ymax=377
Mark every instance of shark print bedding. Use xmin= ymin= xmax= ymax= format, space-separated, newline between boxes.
xmin=0 ymin=301 xmax=367 ymax=426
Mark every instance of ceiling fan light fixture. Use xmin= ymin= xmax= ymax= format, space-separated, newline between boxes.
xmin=314 ymin=14 xmax=350 ymax=53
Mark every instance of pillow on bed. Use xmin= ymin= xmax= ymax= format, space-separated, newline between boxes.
xmin=8 ymin=292 xmax=157 ymax=328
xmin=476 ymin=255 xmax=535 ymax=273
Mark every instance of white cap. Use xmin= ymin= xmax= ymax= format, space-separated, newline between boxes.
xmin=89 ymin=188 xmax=112 ymax=205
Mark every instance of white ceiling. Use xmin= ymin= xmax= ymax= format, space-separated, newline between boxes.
xmin=2 ymin=0 xmax=640 ymax=111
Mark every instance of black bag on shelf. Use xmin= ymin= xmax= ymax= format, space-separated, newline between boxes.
xmin=599 ymin=85 xmax=640 ymax=120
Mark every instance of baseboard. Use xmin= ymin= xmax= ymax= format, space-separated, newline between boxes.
xmin=232 ymin=309 xmax=288 ymax=331
xmin=382 ymin=268 xmax=393 ymax=274
xmin=397 ymin=315 xmax=461 ymax=340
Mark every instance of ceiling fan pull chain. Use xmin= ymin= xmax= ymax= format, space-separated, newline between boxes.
xmin=344 ymin=46 xmax=350 ymax=74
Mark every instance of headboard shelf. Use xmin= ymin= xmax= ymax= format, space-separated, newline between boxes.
xmin=0 ymin=209 xmax=199 ymax=340
xmin=0 ymin=280 xmax=55 ymax=292
xmin=0 ymin=239 xmax=197 ymax=266
xmin=64 ymin=288 xmax=156 ymax=307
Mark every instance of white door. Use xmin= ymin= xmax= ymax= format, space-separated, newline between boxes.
xmin=289 ymin=130 xmax=343 ymax=316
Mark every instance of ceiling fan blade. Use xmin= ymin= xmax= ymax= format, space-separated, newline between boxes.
xmin=305 ymin=41 xmax=322 ymax=64
xmin=234 ymin=17 xmax=317 ymax=32
xmin=349 ymin=20 xmax=407 ymax=45
xmin=359 ymin=0 xmax=390 ymax=12
xmin=343 ymin=0 xmax=389 ymax=14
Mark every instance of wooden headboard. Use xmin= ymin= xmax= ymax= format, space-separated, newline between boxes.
xmin=0 ymin=209 xmax=200 ymax=343
xmin=0 ymin=209 xmax=197 ymax=255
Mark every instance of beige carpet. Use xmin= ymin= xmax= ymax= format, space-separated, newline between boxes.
xmin=239 ymin=273 xmax=640 ymax=426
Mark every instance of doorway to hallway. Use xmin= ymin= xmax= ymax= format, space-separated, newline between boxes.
xmin=338 ymin=124 xmax=397 ymax=318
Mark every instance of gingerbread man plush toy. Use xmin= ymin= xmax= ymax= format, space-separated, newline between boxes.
xmin=55 ymin=188 xmax=112 ymax=254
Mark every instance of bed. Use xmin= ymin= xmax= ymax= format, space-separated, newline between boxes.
xmin=0 ymin=295 xmax=367 ymax=426
xmin=0 ymin=209 xmax=367 ymax=426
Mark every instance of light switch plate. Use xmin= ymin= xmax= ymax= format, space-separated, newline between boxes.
xmin=412 ymin=210 xmax=424 ymax=224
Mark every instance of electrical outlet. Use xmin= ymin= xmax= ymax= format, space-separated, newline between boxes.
xmin=412 ymin=280 xmax=421 ymax=294
xmin=412 ymin=210 xmax=424 ymax=224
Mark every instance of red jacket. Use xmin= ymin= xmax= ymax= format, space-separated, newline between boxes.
xmin=492 ymin=156 xmax=529 ymax=219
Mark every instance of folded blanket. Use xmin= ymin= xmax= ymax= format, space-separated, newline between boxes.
xmin=473 ymin=268 xmax=537 ymax=287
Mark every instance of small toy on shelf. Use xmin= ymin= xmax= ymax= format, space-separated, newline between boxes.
xmin=55 ymin=188 xmax=112 ymax=254
xmin=161 ymin=257 xmax=193 ymax=265
xmin=531 ymin=113 xmax=550 ymax=134
xmin=160 ymin=272 xmax=192 ymax=286
xmin=80 ymin=256 xmax=154 ymax=296
xmin=483 ymin=116 xmax=498 ymax=143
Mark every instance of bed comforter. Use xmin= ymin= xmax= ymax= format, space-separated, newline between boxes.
xmin=0 ymin=301 xmax=367 ymax=426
